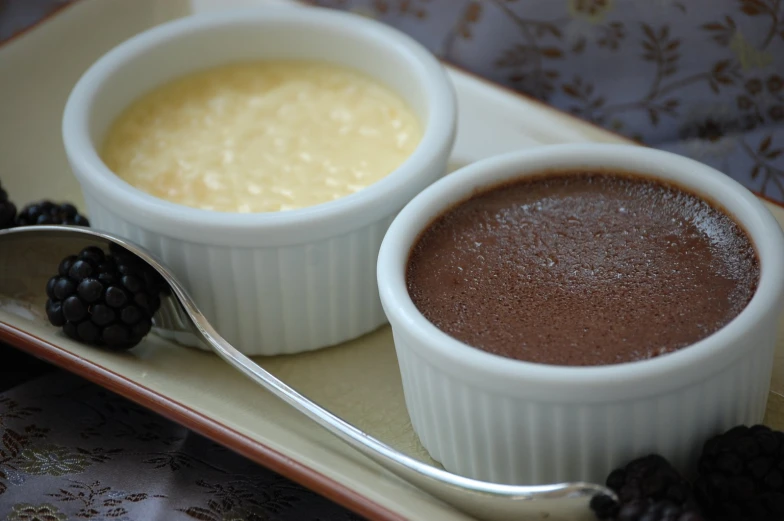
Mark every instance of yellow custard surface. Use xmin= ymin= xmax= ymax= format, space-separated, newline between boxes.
xmin=101 ymin=61 xmax=422 ymax=212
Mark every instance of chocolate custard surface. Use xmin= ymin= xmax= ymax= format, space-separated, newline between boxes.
xmin=406 ymin=173 xmax=759 ymax=366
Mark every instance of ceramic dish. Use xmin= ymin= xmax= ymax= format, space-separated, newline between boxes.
xmin=62 ymin=5 xmax=457 ymax=356
xmin=1 ymin=1 xmax=783 ymax=520
xmin=378 ymin=145 xmax=784 ymax=485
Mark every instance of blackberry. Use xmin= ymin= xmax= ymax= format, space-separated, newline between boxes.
xmin=16 ymin=200 xmax=89 ymax=226
xmin=0 ymin=181 xmax=16 ymax=229
xmin=591 ymin=454 xmax=703 ymax=521
xmin=695 ymin=424 xmax=784 ymax=521
xmin=45 ymin=245 xmax=165 ymax=349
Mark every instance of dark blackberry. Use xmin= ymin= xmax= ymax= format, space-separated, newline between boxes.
xmin=16 ymin=200 xmax=89 ymax=226
xmin=0 ymin=181 xmax=16 ymax=229
xmin=591 ymin=454 xmax=703 ymax=521
xmin=695 ymin=424 xmax=784 ymax=521
xmin=45 ymin=245 xmax=164 ymax=350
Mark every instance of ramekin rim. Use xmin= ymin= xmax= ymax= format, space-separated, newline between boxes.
xmin=61 ymin=6 xmax=457 ymax=233
xmin=377 ymin=143 xmax=784 ymax=389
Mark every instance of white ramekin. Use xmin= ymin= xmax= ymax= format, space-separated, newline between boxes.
xmin=377 ymin=144 xmax=784 ymax=485
xmin=62 ymin=7 xmax=456 ymax=355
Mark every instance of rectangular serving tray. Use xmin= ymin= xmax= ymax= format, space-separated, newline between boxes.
xmin=1 ymin=1 xmax=783 ymax=519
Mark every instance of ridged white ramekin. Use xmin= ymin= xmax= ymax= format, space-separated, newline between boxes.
xmin=62 ymin=7 xmax=456 ymax=355
xmin=377 ymin=144 xmax=784 ymax=485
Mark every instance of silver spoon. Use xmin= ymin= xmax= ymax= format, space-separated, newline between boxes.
xmin=0 ymin=225 xmax=614 ymax=521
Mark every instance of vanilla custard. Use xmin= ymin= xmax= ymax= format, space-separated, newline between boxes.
xmin=101 ymin=61 xmax=422 ymax=212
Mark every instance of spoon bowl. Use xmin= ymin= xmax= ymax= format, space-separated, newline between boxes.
xmin=0 ymin=225 xmax=613 ymax=521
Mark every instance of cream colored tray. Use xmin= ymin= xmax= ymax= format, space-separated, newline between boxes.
xmin=1 ymin=1 xmax=783 ymax=520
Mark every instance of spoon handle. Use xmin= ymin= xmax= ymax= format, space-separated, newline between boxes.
xmin=162 ymin=285 xmax=607 ymax=520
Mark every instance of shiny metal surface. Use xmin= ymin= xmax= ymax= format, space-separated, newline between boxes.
xmin=0 ymin=226 xmax=614 ymax=521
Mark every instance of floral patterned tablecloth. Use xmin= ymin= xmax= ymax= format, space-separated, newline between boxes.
xmin=312 ymin=0 xmax=784 ymax=204
xmin=2 ymin=1 xmax=784 ymax=520
xmin=0 ymin=355 xmax=363 ymax=521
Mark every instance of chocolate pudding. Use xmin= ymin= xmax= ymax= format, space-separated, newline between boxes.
xmin=406 ymin=172 xmax=760 ymax=366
